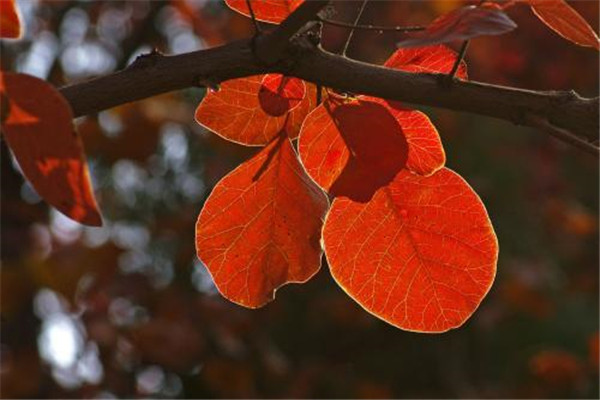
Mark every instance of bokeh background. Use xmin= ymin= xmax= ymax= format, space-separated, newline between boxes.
xmin=1 ymin=0 xmax=598 ymax=398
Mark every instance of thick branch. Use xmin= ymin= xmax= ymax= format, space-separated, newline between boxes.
xmin=59 ymin=36 xmax=598 ymax=151
xmin=254 ymin=0 xmax=329 ymax=64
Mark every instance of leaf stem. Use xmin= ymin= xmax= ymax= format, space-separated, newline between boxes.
xmin=245 ymin=0 xmax=261 ymax=33
xmin=342 ymin=0 xmax=369 ymax=57
xmin=448 ymin=39 xmax=469 ymax=81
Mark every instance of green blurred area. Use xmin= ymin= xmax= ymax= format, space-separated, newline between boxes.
xmin=1 ymin=0 xmax=598 ymax=398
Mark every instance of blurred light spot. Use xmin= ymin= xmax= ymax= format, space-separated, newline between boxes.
xmin=111 ymin=222 xmax=150 ymax=250
xmin=61 ymin=41 xmax=116 ymax=78
xmin=170 ymin=31 xmax=204 ymax=53
xmin=76 ymin=342 xmax=104 ymax=384
xmin=136 ymin=365 xmax=165 ymax=395
xmin=34 ymin=288 xmax=66 ymax=319
xmin=161 ymin=123 xmax=189 ymax=170
xmin=50 ymin=209 xmax=83 ymax=244
xmin=30 ymin=224 xmax=53 ymax=259
xmin=97 ymin=7 xmax=132 ymax=43
xmin=82 ymin=225 xmax=111 ymax=248
xmin=118 ymin=250 xmax=151 ymax=273
xmin=98 ymin=111 xmax=123 ymax=138
xmin=17 ymin=31 xmax=58 ymax=78
xmin=192 ymin=260 xmax=217 ymax=294
xmin=60 ymin=8 xmax=90 ymax=45
xmin=38 ymin=314 xmax=83 ymax=370
xmin=108 ymin=297 xmax=149 ymax=327
xmin=178 ymin=173 xmax=205 ymax=200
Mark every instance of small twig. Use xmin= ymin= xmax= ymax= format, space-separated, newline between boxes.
xmin=342 ymin=0 xmax=369 ymax=57
xmin=447 ymin=40 xmax=469 ymax=82
xmin=246 ymin=0 xmax=261 ymax=33
xmin=526 ymin=114 xmax=600 ymax=157
xmin=319 ymin=17 xmax=424 ymax=33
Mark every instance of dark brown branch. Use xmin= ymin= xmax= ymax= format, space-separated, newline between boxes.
xmin=254 ymin=0 xmax=329 ymax=64
xmin=526 ymin=114 xmax=599 ymax=156
xmin=58 ymin=27 xmax=598 ymax=155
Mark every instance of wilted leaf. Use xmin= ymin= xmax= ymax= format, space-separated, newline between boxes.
xmin=0 ymin=72 xmax=102 ymax=226
xmin=385 ymin=44 xmax=468 ymax=78
xmin=224 ymin=0 xmax=303 ymax=24
xmin=0 ymin=0 xmax=22 ymax=39
xmin=523 ymin=0 xmax=600 ymax=50
xmin=195 ymin=74 xmax=312 ymax=146
xmin=397 ymin=5 xmax=517 ymax=48
xmin=196 ymin=135 xmax=328 ymax=308
xmin=322 ymin=168 xmax=498 ymax=332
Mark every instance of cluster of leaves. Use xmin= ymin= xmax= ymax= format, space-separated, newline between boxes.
xmin=0 ymin=0 xmax=598 ymax=334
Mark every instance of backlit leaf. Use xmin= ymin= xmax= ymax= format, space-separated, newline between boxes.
xmin=196 ymin=135 xmax=328 ymax=308
xmin=0 ymin=0 xmax=22 ymax=39
xmin=0 ymin=72 xmax=102 ymax=226
xmin=322 ymin=168 xmax=498 ymax=332
xmin=224 ymin=0 xmax=303 ymax=24
xmin=385 ymin=45 xmax=468 ymax=78
xmin=524 ymin=0 xmax=600 ymax=50
xmin=195 ymin=74 xmax=312 ymax=146
xmin=397 ymin=5 xmax=517 ymax=48
xmin=298 ymin=95 xmax=409 ymax=202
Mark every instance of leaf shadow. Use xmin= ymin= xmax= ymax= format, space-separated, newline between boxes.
xmin=327 ymin=99 xmax=409 ymax=203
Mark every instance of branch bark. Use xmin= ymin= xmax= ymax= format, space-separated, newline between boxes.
xmin=58 ymin=4 xmax=599 ymax=153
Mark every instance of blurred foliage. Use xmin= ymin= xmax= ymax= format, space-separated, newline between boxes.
xmin=1 ymin=0 xmax=598 ymax=398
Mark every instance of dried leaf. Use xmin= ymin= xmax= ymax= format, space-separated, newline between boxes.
xmin=397 ymin=5 xmax=517 ymax=48
xmin=0 ymin=72 xmax=102 ymax=226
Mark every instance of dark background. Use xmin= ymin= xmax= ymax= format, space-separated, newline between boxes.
xmin=1 ymin=0 xmax=598 ymax=398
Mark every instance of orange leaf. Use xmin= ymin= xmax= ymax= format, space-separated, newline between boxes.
xmin=224 ymin=0 xmax=303 ymax=24
xmin=195 ymin=74 xmax=314 ymax=146
xmin=298 ymin=96 xmax=409 ymax=202
xmin=0 ymin=72 xmax=102 ymax=226
xmin=0 ymin=0 xmax=22 ymax=39
xmin=195 ymin=135 xmax=328 ymax=308
xmin=298 ymin=94 xmax=445 ymax=201
xmin=397 ymin=5 xmax=516 ymax=48
xmin=368 ymin=97 xmax=446 ymax=176
xmin=385 ymin=45 xmax=468 ymax=79
xmin=524 ymin=0 xmax=600 ymax=50
xmin=322 ymin=168 xmax=498 ymax=332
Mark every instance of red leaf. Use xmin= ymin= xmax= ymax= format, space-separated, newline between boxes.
xmin=195 ymin=135 xmax=328 ymax=308
xmin=195 ymin=74 xmax=314 ymax=146
xmin=0 ymin=72 xmax=102 ymax=226
xmin=384 ymin=45 xmax=469 ymax=79
xmin=298 ymin=96 xmax=409 ymax=202
xmin=369 ymin=97 xmax=446 ymax=176
xmin=258 ymin=74 xmax=305 ymax=116
xmin=0 ymin=0 xmax=22 ymax=39
xmin=224 ymin=0 xmax=303 ymax=24
xmin=397 ymin=5 xmax=517 ymax=48
xmin=524 ymin=0 xmax=600 ymax=50
xmin=322 ymin=168 xmax=498 ymax=332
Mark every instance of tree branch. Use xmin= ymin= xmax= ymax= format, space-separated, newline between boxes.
xmin=58 ymin=13 xmax=598 ymax=154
